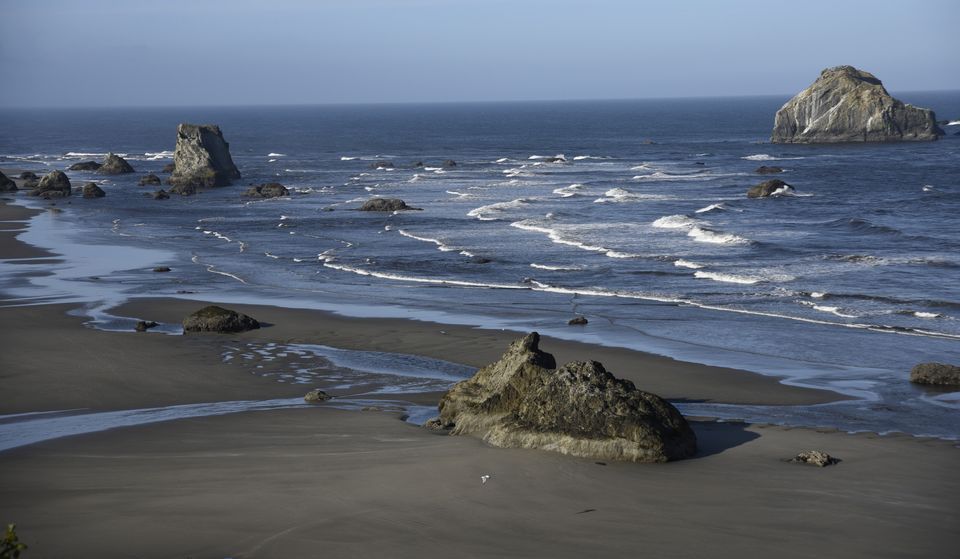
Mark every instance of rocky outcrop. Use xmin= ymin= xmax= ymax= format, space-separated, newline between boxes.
xmin=755 ymin=166 xmax=784 ymax=174
xmin=28 ymin=170 xmax=72 ymax=198
xmin=182 ymin=305 xmax=260 ymax=333
xmin=68 ymin=161 xmax=102 ymax=171
xmin=789 ymin=450 xmax=839 ymax=467
xmin=359 ymin=198 xmax=420 ymax=211
xmin=19 ymin=171 xmax=38 ymax=181
xmin=98 ymin=153 xmax=135 ymax=174
xmin=138 ymin=174 xmax=161 ymax=186
xmin=370 ymin=161 xmax=394 ymax=170
xmin=910 ymin=362 xmax=960 ymax=386
xmin=304 ymin=389 xmax=331 ymax=403
xmin=161 ymin=163 xmax=176 ymax=173
xmin=81 ymin=182 xmax=105 ymax=198
xmin=168 ymin=123 xmax=241 ymax=189
xmin=152 ymin=189 xmax=170 ymax=200
xmin=747 ymin=179 xmax=794 ymax=198
xmin=442 ymin=159 xmax=457 ymax=168
xmin=429 ymin=333 xmax=697 ymax=463
xmin=243 ymin=182 xmax=289 ymax=198
xmin=771 ymin=66 xmax=944 ymax=144
xmin=568 ymin=316 xmax=588 ymax=325
xmin=0 ymin=171 xmax=16 ymax=192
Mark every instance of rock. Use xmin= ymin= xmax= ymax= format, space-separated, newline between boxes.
xmin=358 ymin=198 xmax=421 ymax=211
xmin=168 ymin=183 xmax=197 ymax=196
xmin=568 ymin=316 xmax=589 ymax=325
xmin=304 ymin=389 xmax=331 ymax=403
xmin=543 ymin=156 xmax=566 ymax=163
xmin=138 ymin=174 xmax=162 ymax=186
xmin=68 ymin=161 xmax=102 ymax=171
xmin=433 ymin=332 xmax=697 ymax=463
xmin=168 ymin=123 xmax=241 ymax=189
xmin=22 ymin=178 xmax=39 ymax=189
xmin=134 ymin=320 xmax=158 ymax=332
xmin=442 ymin=159 xmax=457 ymax=168
xmin=182 ymin=305 xmax=260 ymax=333
xmin=0 ymin=171 xmax=16 ymax=192
xmin=910 ymin=362 xmax=960 ymax=386
xmin=789 ymin=450 xmax=839 ymax=467
xmin=243 ymin=182 xmax=289 ymax=198
xmin=153 ymin=266 xmax=171 ymax=272
xmin=98 ymin=153 xmax=135 ymax=174
xmin=19 ymin=171 xmax=37 ymax=180
xmin=771 ymin=66 xmax=944 ymax=143
xmin=81 ymin=182 xmax=105 ymax=198
xmin=755 ymin=165 xmax=784 ymax=174
xmin=370 ymin=161 xmax=395 ymax=169
xmin=152 ymin=189 xmax=170 ymax=200
xmin=161 ymin=162 xmax=176 ymax=173
xmin=412 ymin=161 xmax=424 ymax=168
xmin=747 ymin=179 xmax=794 ymax=198
xmin=28 ymin=170 xmax=72 ymax=198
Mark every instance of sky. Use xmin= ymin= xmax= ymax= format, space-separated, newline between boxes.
xmin=1 ymin=0 xmax=958 ymax=108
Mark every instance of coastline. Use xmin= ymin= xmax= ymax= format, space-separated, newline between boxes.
xmin=1 ymin=191 xmax=958 ymax=557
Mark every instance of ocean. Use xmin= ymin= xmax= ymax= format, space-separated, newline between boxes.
xmin=2 ymin=93 xmax=959 ymax=439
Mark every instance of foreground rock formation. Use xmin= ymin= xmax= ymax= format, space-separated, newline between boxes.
xmin=428 ymin=333 xmax=697 ymax=463
xmin=0 ymin=171 xmax=16 ymax=192
xmin=81 ymin=182 xmax=105 ymax=198
xmin=790 ymin=450 xmax=839 ymax=467
xmin=168 ymin=124 xmax=241 ymax=190
xmin=98 ymin=153 xmax=135 ymax=174
xmin=771 ymin=66 xmax=943 ymax=143
xmin=910 ymin=362 xmax=960 ymax=386
xmin=182 ymin=305 xmax=260 ymax=333
xmin=28 ymin=171 xmax=72 ymax=198
xmin=747 ymin=179 xmax=794 ymax=198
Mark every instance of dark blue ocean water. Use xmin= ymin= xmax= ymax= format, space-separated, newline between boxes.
xmin=2 ymin=94 xmax=959 ymax=437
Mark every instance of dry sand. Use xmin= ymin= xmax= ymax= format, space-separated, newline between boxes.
xmin=0 ymin=195 xmax=957 ymax=558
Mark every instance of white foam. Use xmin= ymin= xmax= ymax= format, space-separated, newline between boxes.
xmin=64 ymin=152 xmax=126 ymax=158
xmin=652 ymin=214 xmax=699 ymax=229
xmin=695 ymin=203 xmax=725 ymax=214
xmin=145 ymin=150 xmax=174 ymax=160
xmin=323 ymin=262 xmax=526 ymax=290
xmin=572 ymin=155 xmax=609 ymax=161
xmin=799 ymin=301 xmax=858 ymax=318
xmin=694 ymin=271 xmax=762 ymax=284
xmin=467 ymin=198 xmax=532 ymax=221
xmin=528 ymin=154 xmax=566 ymax=161
xmin=947 ymin=120 xmax=960 ymax=126
xmin=396 ymin=229 xmax=459 ymax=253
xmin=811 ymin=292 xmax=827 ymax=299
xmin=268 ymin=153 xmax=286 ymax=157
xmin=530 ymin=263 xmax=584 ymax=271
xmin=340 ymin=156 xmax=357 ymax=161
xmin=914 ymin=311 xmax=942 ymax=319
xmin=742 ymin=154 xmax=805 ymax=161
xmin=674 ymin=259 xmax=705 ymax=269
xmin=510 ymin=220 xmax=641 ymax=259
xmin=593 ymin=188 xmax=673 ymax=203
xmin=552 ymin=183 xmax=584 ymax=198
xmin=495 ymin=157 xmax=511 ymax=163
xmin=922 ymin=185 xmax=935 ymax=192
xmin=687 ymin=226 xmax=751 ymax=245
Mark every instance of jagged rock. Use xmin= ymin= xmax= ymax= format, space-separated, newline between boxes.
xmin=138 ymin=174 xmax=162 ymax=186
xmin=755 ymin=166 xmax=784 ymax=174
xmin=152 ymin=189 xmax=170 ymax=200
xmin=772 ymin=66 xmax=944 ymax=144
xmin=412 ymin=161 xmax=424 ymax=168
xmin=168 ymin=123 xmax=241 ymax=189
xmin=747 ymin=179 xmax=794 ymax=198
xmin=789 ymin=450 xmax=839 ymax=467
xmin=19 ymin=171 xmax=37 ymax=180
xmin=304 ymin=389 xmax=331 ymax=403
xmin=153 ymin=266 xmax=171 ymax=272
xmin=68 ymin=161 xmax=102 ymax=171
xmin=243 ymin=182 xmax=289 ymax=198
xmin=442 ymin=159 xmax=457 ymax=168
xmin=98 ymin=153 xmax=135 ymax=174
xmin=568 ymin=316 xmax=589 ymax=325
xmin=359 ymin=198 xmax=421 ymax=211
xmin=182 ymin=305 xmax=260 ymax=333
xmin=135 ymin=320 xmax=158 ymax=332
xmin=910 ymin=362 xmax=960 ymax=386
xmin=28 ymin=170 xmax=71 ymax=198
xmin=81 ymin=182 xmax=105 ymax=198
xmin=370 ymin=161 xmax=395 ymax=169
xmin=431 ymin=332 xmax=697 ymax=463
xmin=161 ymin=162 xmax=176 ymax=173
xmin=0 ymin=171 xmax=16 ymax=192
xmin=169 ymin=183 xmax=197 ymax=196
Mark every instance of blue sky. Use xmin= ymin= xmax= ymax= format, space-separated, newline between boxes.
xmin=1 ymin=0 xmax=957 ymax=107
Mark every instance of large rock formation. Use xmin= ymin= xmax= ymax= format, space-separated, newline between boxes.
xmin=98 ymin=153 xmax=135 ymax=174
xmin=429 ymin=333 xmax=697 ymax=463
xmin=168 ymin=124 xmax=241 ymax=189
xmin=28 ymin=170 xmax=72 ymax=198
xmin=772 ymin=66 xmax=944 ymax=143
xmin=910 ymin=362 xmax=960 ymax=386
xmin=182 ymin=305 xmax=260 ymax=333
xmin=0 ymin=170 xmax=16 ymax=192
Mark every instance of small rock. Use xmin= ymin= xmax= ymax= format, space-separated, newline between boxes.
xmin=138 ymin=174 xmax=162 ymax=186
xmin=182 ymin=305 xmax=260 ymax=333
xmin=542 ymin=156 xmax=566 ymax=163
xmin=161 ymin=162 xmax=176 ymax=173
xmin=755 ymin=166 xmax=784 ymax=174
xmin=442 ymin=159 xmax=457 ymax=168
xmin=135 ymin=320 xmax=158 ymax=332
xmin=910 ymin=362 xmax=960 ymax=386
xmin=19 ymin=171 xmax=38 ymax=180
xmin=243 ymin=182 xmax=289 ymax=198
xmin=68 ymin=161 xmax=103 ymax=171
xmin=370 ymin=161 xmax=394 ymax=169
xmin=169 ymin=183 xmax=197 ymax=196
xmin=423 ymin=417 xmax=453 ymax=431
xmin=153 ymin=266 xmax=171 ymax=273
xmin=153 ymin=189 xmax=170 ymax=200
xmin=359 ymin=198 xmax=421 ymax=211
xmin=568 ymin=316 xmax=588 ymax=325
xmin=98 ymin=153 xmax=135 ymax=174
xmin=747 ymin=179 xmax=794 ymax=198
xmin=789 ymin=450 xmax=839 ymax=467
xmin=81 ymin=182 xmax=106 ymax=198
xmin=412 ymin=161 xmax=424 ymax=168
xmin=304 ymin=389 xmax=331 ymax=403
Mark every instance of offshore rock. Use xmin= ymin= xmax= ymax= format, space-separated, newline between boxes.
xmin=138 ymin=174 xmax=162 ymax=186
xmin=304 ymin=389 xmax=331 ymax=403
xmin=98 ymin=153 xmax=135 ymax=174
xmin=161 ymin=162 xmax=176 ymax=173
xmin=68 ymin=161 xmax=102 ymax=171
xmin=771 ymin=66 xmax=944 ymax=143
xmin=19 ymin=171 xmax=38 ymax=181
xmin=168 ymin=123 xmax=241 ymax=189
xmin=910 ymin=362 xmax=960 ymax=386
xmin=28 ymin=170 xmax=72 ymax=198
xmin=359 ymin=198 xmax=420 ymax=211
xmin=789 ymin=450 xmax=839 ymax=467
xmin=243 ymin=182 xmax=289 ymax=198
xmin=747 ymin=179 xmax=794 ymax=198
xmin=755 ymin=165 xmax=784 ymax=174
xmin=369 ymin=161 xmax=394 ymax=170
xmin=182 ymin=305 xmax=260 ymax=333
xmin=152 ymin=189 xmax=170 ymax=200
xmin=432 ymin=333 xmax=697 ymax=463
xmin=568 ymin=316 xmax=589 ymax=325
xmin=0 ymin=170 xmax=16 ymax=192
xmin=81 ymin=182 xmax=106 ymax=198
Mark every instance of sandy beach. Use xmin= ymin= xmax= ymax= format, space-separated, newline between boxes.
xmin=1 ymin=193 xmax=958 ymax=558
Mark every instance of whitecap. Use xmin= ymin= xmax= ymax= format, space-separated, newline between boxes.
xmin=914 ymin=311 xmax=942 ymax=319
xmin=674 ymin=259 xmax=704 ymax=269
xmin=268 ymin=153 xmax=286 ymax=157
xmin=742 ymin=154 xmax=805 ymax=161
xmin=528 ymin=154 xmax=565 ymax=161
xmin=694 ymin=271 xmax=762 ymax=284
xmin=340 ymin=156 xmax=357 ymax=161
xmin=530 ymin=263 xmax=584 ymax=271
xmin=145 ymin=150 xmax=174 ymax=160
xmin=467 ymin=198 xmax=533 ymax=221
xmin=495 ymin=157 xmax=511 ymax=163
xmin=947 ymin=120 xmax=960 ymax=126
xmin=572 ymin=155 xmax=609 ymax=161
xmin=552 ymin=183 xmax=584 ymax=198
xmin=695 ymin=203 xmax=725 ymax=214
xmin=652 ymin=214 xmax=699 ymax=229
xmin=687 ymin=226 xmax=751 ymax=245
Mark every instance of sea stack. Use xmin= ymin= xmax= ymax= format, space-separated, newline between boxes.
xmin=771 ymin=66 xmax=944 ymax=143
xmin=168 ymin=124 xmax=241 ymax=190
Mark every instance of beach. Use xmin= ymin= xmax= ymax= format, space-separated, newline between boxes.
xmin=1 ymin=192 xmax=958 ymax=558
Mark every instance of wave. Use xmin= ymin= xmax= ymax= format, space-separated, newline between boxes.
xmin=528 ymin=154 xmax=566 ymax=161
xmin=695 ymin=203 xmax=726 ymax=214
xmin=530 ymin=263 xmax=585 ymax=271
xmin=742 ymin=154 xmax=805 ymax=161
xmin=593 ymin=188 xmax=674 ymax=203
xmin=323 ymin=262 xmax=526 ymax=290
xmin=145 ymin=150 xmax=174 ymax=160
xmin=553 ymin=183 xmax=584 ymax=198
xmin=572 ymin=155 xmax=610 ymax=161
xmin=495 ymin=157 xmax=511 ymax=163
xmin=687 ymin=226 xmax=751 ymax=245
xmin=947 ymin=120 xmax=960 ymax=126
xmin=267 ymin=153 xmax=286 ymax=157
xmin=799 ymin=300 xmax=859 ymax=318
xmin=64 ymin=151 xmax=126 ymax=158
xmin=674 ymin=259 xmax=705 ymax=269
xmin=652 ymin=214 xmax=700 ymax=229
xmin=395 ymin=229 xmax=463 ymax=254
xmin=694 ymin=271 xmax=763 ymax=284
xmin=340 ymin=156 xmax=357 ymax=161
xmin=510 ymin=220 xmax=642 ymax=259
xmin=445 ymin=190 xmax=474 ymax=199
xmin=467 ymin=198 xmax=534 ymax=221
